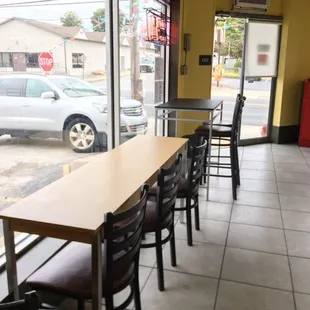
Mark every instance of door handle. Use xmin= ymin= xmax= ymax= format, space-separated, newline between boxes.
xmin=22 ymin=103 xmax=30 ymax=107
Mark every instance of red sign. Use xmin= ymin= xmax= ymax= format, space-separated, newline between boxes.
xmin=39 ymin=52 xmax=54 ymax=72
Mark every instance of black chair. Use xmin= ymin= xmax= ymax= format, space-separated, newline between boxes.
xmin=174 ymin=139 xmax=208 ymax=246
xmin=0 ymin=291 xmax=39 ymax=310
xmin=141 ymin=154 xmax=183 ymax=292
xmin=195 ymin=95 xmax=246 ymax=200
xmin=26 ymin=185 xmax=149 ymax=310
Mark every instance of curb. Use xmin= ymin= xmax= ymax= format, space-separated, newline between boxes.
xmin=63 ymin=154 xmax=100 ymax=176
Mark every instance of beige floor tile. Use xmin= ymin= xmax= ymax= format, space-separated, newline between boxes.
xmin=290 ymin=257 xmax=310 ymax=294
xmin=282 ymin=211 xmax=310 ymax=232
xmin=241 ymin=160 xmax=274 ymax=171
xmin=207 ymin=188 xmax=234 ymax=204
xmin=273 ymin=155 xmax=306 ymax=164
xmin=274 ymin=163 xmax=310 ymax=174
xmin=240 ymin=169 xmax=276 ymax=181
xmin=162 ymin=239 xmax=224 ymax=278
xmin=280 ymin=195 xmax=310 ymax=212
xmin=198 ymin=200 xmax=232 ymax=222
xmin=242 ymin=153 xmax=274 ymax=163
xmin=227 ymin=223 xmax=286 ymax=255
xmin=277 ymin=172 xmax=310 ymax=185
xmin=231 ymin=205 xmax=283 ymax=228
xmin=209 ymin=177 xmax=232 ymax=189
xmin=216 ymin=280 xmax=295 ymax=310
xmin=222 ymin=248 xmax=292 ymax=290
xmin=286 ymin=230 xmax=310 ymax=258
xmin=295 ymin=293 xmax=310 ymax=310
xmin=278 ymin=182 xmax=310 ymax=198
xmin=175 ymin=218 xmax=229 ymax=245
xmin=140 ymin=234 xmax=161 ymax=267
xmin=240 ymin=179 xmax=278 ymax=194
xmin=235 ymin=191 xmax=280 ymax=209
xmin=141 ymin=269 xmax=218 ymax=310
xmin=272 ymin=147 xmax=302 ymax=157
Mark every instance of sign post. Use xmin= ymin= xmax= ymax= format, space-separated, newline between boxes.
xmin=39 ymin=52 xmax=54 ymax=72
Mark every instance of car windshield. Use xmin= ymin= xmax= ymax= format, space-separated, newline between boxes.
xmin=49 ymin=77 xmax=106 ymax=98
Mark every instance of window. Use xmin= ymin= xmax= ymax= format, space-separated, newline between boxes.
xmin=0 ymin=78 xmax=26 ymax=97
xmin=26 ymin=53 xmax=40 ymax=68
xmin=0 ymin=52 xmax=12 ymax=67
xmin=72 ymin=53 xmax=84 ymax=68
xmin=26 ymin=79 xmax=53 ymax=98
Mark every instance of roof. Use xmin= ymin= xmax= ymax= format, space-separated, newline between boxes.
xmin=0 ymin=17 xmax=80 ymax=39
xmin=0 ymin=17 xmax=156 ymax=49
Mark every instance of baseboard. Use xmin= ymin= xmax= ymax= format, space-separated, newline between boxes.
xmin=271 ymin=125 xmax=300 ymax=144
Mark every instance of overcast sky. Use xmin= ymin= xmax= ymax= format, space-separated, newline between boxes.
xmin=0 ymin=0 xmax=158 ymax=29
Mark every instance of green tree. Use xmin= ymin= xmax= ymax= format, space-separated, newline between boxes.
xmin=91 ymin=8 xmax=128 ymax=32
xmin=60 ymin=11 xmax=83 ymax=27
xmin=214 ymin=17 xmax=245 ymax=59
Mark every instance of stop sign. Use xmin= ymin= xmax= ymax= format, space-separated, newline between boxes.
xmin=39 ymin=52 xmax=54 ymax=72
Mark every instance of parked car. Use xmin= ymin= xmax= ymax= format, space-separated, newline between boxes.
xmin=246 ymin=76 xmax=262 ymax=83
xmin=0 ymin=74 xmax=148 ymax=152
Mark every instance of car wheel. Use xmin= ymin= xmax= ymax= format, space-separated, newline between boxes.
xmin=65 ymin=118 xmax=97 ymax=153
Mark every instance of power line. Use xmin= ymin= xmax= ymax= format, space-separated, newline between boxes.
xmin=0 ymin=0 xmax=61 ymax=7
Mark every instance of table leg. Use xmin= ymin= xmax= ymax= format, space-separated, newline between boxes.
xmin=3 ymin=220 xmax=19 ymax=300
xmin=207 ymin=111 xmax=214 ymax=201
xmin=155 ymin=109 xmax=158 ymax=136
xmin=175 ymin=111 xmax=178 ymax=137
xmin=180 ymin=142 xmax=188 ymax=224
xmin=92 ymin=230 xmax=102 ymax=310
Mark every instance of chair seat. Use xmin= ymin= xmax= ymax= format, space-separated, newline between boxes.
xmin=194 ymin=124 xmax=232 ymax=138
xmin=202 ymin=120 xmax=232 ymax=127
xmin=143 ymin=201 xmax=173 ymax=233
xmin=26 ymin=242 xmax=134 ymax=300
xmin=177 ymin=177 xmax=199 ymax=199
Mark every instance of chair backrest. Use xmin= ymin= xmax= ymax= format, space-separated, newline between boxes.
xmin=231 ymin=94 xmax=246 ymax=140
xmin=103 ymin=184 xmax=149 ymax=280
xmin=188 ymin=139 xmax=208 ymax=190
xmin=156 ymin=154 xmax=183 ymax=225
xmin=182 ymin=134 xmax=205 ymax=159
xmin=0 ymin=291 xmax=39 ymax=310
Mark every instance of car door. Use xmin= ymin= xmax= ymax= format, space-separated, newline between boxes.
xmin=0 ymin=78 xmax=26 ymax=131
xmin=22 ymin=78 xmax=62 ymax=133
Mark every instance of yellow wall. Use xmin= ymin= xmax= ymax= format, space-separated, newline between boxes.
xmin=177 ymin=0 xmax=216 ymax=137
xmin=273 ymin=0 xmax=310 ymax=127
xmin=177 ymin=0 xmax=285 ymax=137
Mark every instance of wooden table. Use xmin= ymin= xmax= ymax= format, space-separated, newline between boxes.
xmin=0 ymin=135 xmax=187 ymax=310
xmin=155 ymin=98 xmax=223 ymax=200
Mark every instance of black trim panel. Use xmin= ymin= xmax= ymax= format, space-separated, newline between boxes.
xmin=271 ymin=125 xmax=299 ymax=144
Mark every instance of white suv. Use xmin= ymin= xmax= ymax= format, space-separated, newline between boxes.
xmin=0 ymin=74 xmax=148 ymax=152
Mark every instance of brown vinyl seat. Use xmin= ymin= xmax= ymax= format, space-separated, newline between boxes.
xmin=27 ymin=185 xmax=149 ymax=310
xmin=176 ymin=177 xmax=199 ymax=199
xmin=26 ymin=242 xmax=134 ymax=300
xmin=194 ymin=124 xmax=232 ymax=137
xmin=141 ymin=154 xmax=183 ymax=292
xmin=0 ymin=292 xmax=39 ymax=310
xmin=202 ymin=120 xmax=232 ymax=127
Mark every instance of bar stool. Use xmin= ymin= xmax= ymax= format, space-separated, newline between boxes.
xmin=141 ymin=154 xmax=183 ymax=292
xmin=194 ymin=95 xmax=246 ymax=200
xmin=0 ymin=291 xmax=39 ymax=310
xmin=26 ymin=185 xmax=149 ymax=310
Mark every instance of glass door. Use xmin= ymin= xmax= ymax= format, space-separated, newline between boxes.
xmin=211 ymin=17 xmax=281 ymax=145
xmin=239 ymin=20 xmax=281 ymax=143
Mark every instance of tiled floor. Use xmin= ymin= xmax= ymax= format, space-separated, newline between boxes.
xmin=60 ymin=144 xmax=310 ymax=310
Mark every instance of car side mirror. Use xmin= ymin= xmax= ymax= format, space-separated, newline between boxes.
xmin=41 ymin=91 xmax=56 ymax=100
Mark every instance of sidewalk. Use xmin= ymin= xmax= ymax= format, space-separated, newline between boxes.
xmin=212 ymin=84 xmax=270 ymax=100
xmin=85 ymin=70 xmax=131 ymax=83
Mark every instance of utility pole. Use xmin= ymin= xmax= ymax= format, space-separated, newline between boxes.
xmin=130 ymin=0 xmax=143 ymax=102
xmin=217 ymin=28 xmax=221 ymax=87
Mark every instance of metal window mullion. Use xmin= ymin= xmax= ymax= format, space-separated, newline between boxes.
xmin=106 ymin=0 xmax=121 ymax=150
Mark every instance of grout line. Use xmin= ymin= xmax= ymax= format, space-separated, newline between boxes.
xmin=212 ymin=154 xmax=239 ymax=310
xmin=274 ymin=162 xmax=298 ymax=310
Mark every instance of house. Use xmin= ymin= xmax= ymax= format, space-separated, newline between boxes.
xmin=0 ymin=17 xmax=156 ymax=77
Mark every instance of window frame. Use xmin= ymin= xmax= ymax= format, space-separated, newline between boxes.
xmin=72 ymin=53 xmax=84 ymax=69
xmin=26 ymin=53 xmax=40 ymax=68
xmin=0 ymin=52 xmax=13 ymax=68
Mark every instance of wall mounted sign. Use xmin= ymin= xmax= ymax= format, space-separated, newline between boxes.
xmin=199 ymin=55 xmax=212 ymax=66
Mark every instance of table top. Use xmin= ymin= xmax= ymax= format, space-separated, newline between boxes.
xmin=155 ymin=98 xmax=223 ymax=111
xmin=0 ymin=135 xmax=187 ymax=236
